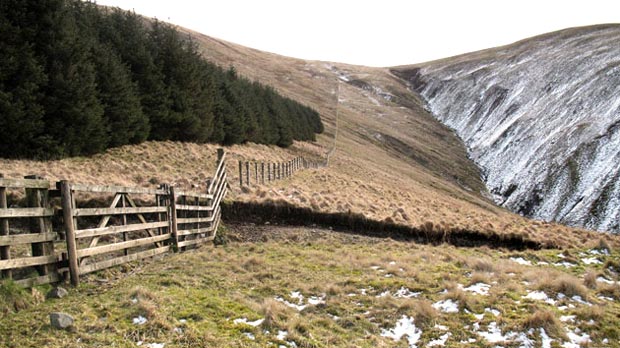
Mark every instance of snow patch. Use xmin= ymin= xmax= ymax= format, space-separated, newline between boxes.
xmin=462 ymin=282 xmax=491 ymax=295
xmin=427 ymin=333 xmax=451 ymax=347
xmin=433 ymin=299 xmax=459 ymax=313
xmin=477 ymin=322 xmax=516 ymax=343
xmin=582 ymin=257 xmax=602 ymax=265
xmin=233 ymin=318 xmax=264 ymax=327
xmin=393 ymin=287 xmax=421 ymax=298
xmin=563 ymin=328 xmax=591 ymax=347
xmin=380 ymin=315 xmax=422 ymax=348
xmin=511 ymin=257 xmax=532 ymax=265
xmin=133 ymin=316 xmax=148 ymax=325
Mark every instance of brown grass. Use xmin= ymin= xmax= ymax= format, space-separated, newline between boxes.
xmin=522 ymin=309 xmax=565 ymax=339
xmin=537 ymin=274 xmax=589 ymax=299
xmin=584 ymin=270 xmax=599 ymax=289
xmin=260 ymin=298 xmax=293 ymax=330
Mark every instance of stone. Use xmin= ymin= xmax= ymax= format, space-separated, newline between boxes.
xmin=50 ymin=312 xmax=74 ymax=329
xmin=47 ymin=287 xmax=69 ymax=299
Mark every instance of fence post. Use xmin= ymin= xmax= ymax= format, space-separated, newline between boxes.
xmin=0 ymin=174 xmax=10 ymax=279
xmin=60 ymin=180 xmax=79 ymax=286
xmin=261 ymin=163 xmax=265 ymax=184
xmin=167 ymin=185 xmax=179 ymax=252
xmin=278 ymin=163 xmax=281 ymax=180
xmin=217 ymin=148 xmax=224 ymax=162
xmin=239 ymin=160 xmax=243 ymax=187
xmin=245 ymin=162 xmax=250 ymax=186
xmin=254 ymin=162 xmax=258 ymax=183
xmin=267 ymin=163 xmax=271 ymax=182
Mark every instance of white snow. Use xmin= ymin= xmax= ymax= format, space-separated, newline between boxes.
xmin=242 ymin=332 xmax=255 ymax=340
xmin=277 ymin=330 xmax=288 ymax=340
xmin=427 ymin=333 xmax=451 ymax=347
xmin=133 ymin=316 xmax=148 ymax=325
xmin=432 ymin=299 xmax=459 ymax=313
xmin=275 ymin=291 xmax=324 ymax=311
xmin=376 ymin=290 xmax=391 ymax=298
xmin=275 ymin=296 xmax=306 ymax=311
xmin=434 ymin=324 xmax=449 ymax=331
xmin=511 ymin=257 xmax=532 ymax=265
xmin=308 ymin=295 xmax=325 ymax=305
xmin=515 ymin=331 xmax=535 ymax=348
xmin=540 ymin=328 xmax=553 ymax=348
xmin=560 ymin=315 xmax=576 ymax=322
xmin=462 ymin=283 xmax=491 ymax=295
xmin=582 ymin=257 xmax=602 ymax=265
xmin=571 ymin=295 xmax=591 ymax=306
xmin=380 ymin=315 xmax=422 ymax=348
xmin=596 ymin=276 xmax=616 ymax=284
xmin=393 ymin=287 xmax=421 ymax=298
xmin=477 ymin=322 xmax=517 ymax=343
xmin=524 ymin=290 xmax=552 ymax=302
xmin=563 ymin=328 xmax=591 ymax=348
xmin=553 ymin=262 xmax=576 ymax=268
xmin=485 ymin=308 xmax=500 ymax=316
xmin=233 ymin=318 xmax=264 ymax=327
xmin=589 ymin=248 xmax=610 ymax=255
xmin=144 ymin=344 xmax=165 ymax=348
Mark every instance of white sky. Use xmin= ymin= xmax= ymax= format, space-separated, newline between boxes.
xmin=94 ymin=0 xmax=619 ymax=67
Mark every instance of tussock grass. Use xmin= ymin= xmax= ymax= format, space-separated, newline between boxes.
xmin=0 ymin=280 xmax=33 ymax=314
xmin=522 ymin=309 xmax=565 ymax=339
xmin=537 ymin=274 xmax=589 ymax=299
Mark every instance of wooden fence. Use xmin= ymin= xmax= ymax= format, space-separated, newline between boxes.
xmin=0 ymin=149 xmax=227 ymax=287
xmin=238 ymin=156 xmax=325 ymax=187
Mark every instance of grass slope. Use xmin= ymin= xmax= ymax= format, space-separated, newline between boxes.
xmin=2 ymin=23 xmax=616 ymax=247
xmin=2 ymin=224 xmax=619 ymax=347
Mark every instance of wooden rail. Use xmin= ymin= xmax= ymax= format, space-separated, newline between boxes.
xmin=0 ymin=149 xmax=228 ymax=287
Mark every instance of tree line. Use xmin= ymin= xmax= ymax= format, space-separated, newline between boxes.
xmin=0 ymin=0 xmax=323 ymax=159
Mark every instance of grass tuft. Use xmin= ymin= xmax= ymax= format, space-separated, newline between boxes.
xmin=0 ymin=280 xmax=32 ymax=314
xmin=522 ymin=309 xmax=565 ymax=339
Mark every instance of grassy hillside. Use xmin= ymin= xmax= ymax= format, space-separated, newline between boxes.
xmin=2 ymin=225 xmax=619 ymax=347
xmin=2 ymin=20 xmax=615 ymax=248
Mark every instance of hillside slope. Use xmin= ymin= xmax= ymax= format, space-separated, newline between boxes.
xmin=1 ymin=17 xmax=612 ymax=247
xmin=392 ymin=24 xmax=620 ymax=233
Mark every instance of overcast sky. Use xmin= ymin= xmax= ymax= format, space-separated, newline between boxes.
xmin=94 ymin=0 xmax=619 ymax=67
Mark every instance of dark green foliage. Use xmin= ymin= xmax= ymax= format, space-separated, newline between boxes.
xmin=0 ymin=0 xmax=323 ymax=159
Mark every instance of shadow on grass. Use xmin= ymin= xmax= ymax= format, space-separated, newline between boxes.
xmin=222 ymin=200 xmax=547 ymax=250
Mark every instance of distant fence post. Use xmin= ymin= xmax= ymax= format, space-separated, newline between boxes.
xmin=60 ymin=180 xmax=79 ymax=287
xmin=261 ymin=163 xmax=265 ymax=184
xmin=245 ymin=162 xmax=250 ymax=186
xmin=267 ymin=163 xmax=271 ymax=182
xmin=254 ymin=162 xmax=258 ymax=183
xmin=238 ymin=160 xmax=243 ymax=187
xmin=0 ymin=174 xmax=10 ymax=279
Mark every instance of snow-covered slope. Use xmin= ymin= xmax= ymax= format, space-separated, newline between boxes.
xmin=393 ymin=25 xmax=620 ymax=233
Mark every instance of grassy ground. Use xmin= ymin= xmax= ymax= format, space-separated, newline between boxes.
xmin=2 ymin=223 xmax=619 ymax=347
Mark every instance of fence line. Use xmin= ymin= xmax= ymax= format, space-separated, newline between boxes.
xmin=0 ymin=149 xmax=227 ymax=287
xmin=238 ymin=156 xmax=326 ymax=187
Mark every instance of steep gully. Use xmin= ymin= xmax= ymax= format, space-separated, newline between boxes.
xmin=392 ymin=25 xmax=620 ymax=233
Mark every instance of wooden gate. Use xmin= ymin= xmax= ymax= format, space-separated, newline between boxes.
xmin=0 ymin=149 xmax=228 ymax=287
